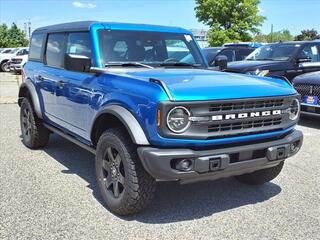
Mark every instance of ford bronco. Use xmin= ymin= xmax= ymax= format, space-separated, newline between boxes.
xmin=19 ymin=21 xmax=303 ymax=215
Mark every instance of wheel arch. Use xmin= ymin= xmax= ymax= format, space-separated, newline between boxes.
xmin=90 ymin=105 xmax=150 ymax=146
xmin=18 ymin=80 xmax=42 ymax=119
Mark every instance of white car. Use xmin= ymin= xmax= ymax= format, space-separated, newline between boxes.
xmin=0 ymin=47 xmax=28 ymax=72
xmin=9 ymin=49 xmax=29 ymax=74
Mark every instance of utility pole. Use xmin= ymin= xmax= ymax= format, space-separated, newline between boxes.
xmin=24 ymin=19 xmax=31 ymax=39
xmin=270 ymin=24 xmax=274 ymax=43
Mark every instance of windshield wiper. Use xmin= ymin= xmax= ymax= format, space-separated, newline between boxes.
xmin=159 ymin=62 xmax=202 ymax=68
xmin=105 ymin=62 xmax=154 ymax=69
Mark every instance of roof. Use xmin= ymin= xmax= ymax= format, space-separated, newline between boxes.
xmin=33 ymin=21 xmax=191 ymax=34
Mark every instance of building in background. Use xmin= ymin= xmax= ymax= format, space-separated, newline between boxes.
xmin=190 ymin=29 xmax=208 ymax=48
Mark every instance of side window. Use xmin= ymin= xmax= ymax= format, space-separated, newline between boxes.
xmin=299 ymin=45 xmax=320 ymax=62
xmin=236 ymin=49 xmax=253 ymax=61
xmin=45 ymin=33 xmax=65 ymax=68
xmin=66 ymin=32 xmax=91 ymax=57
xmin=218 ymin=49 xmax=235 ymax=62
xmin=29 ymin=34 xmax=44 ymax=61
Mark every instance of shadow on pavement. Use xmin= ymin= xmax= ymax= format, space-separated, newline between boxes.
xmin=298 ymin=115 xmax=320 ymax=129
xmin=44 ymin=134 xmax=282 ymax=223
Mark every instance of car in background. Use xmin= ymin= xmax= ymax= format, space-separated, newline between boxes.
xmin=293 ymin=71 xmax=320 ymax=116
xmin=9 ymin=48 xmax=29 ymax=74
xmin=225 ymin=41 xmax=320 ymax=81
xmin=202 ymin=44 xmax=257 ymax=67
xmin=0 ymin=47 xmax=28 ymax=72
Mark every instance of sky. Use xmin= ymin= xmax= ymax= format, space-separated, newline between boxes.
xmin=0 ymin=0 xmax=320 ymax=36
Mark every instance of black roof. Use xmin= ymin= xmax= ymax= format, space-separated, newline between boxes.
xmin=33 ymin=21 xmax=97 ymax=33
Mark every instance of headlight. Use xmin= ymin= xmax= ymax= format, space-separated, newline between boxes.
xmin=166 ymin=106 xmax=191 ymax=133
xmin=287 ymin=98 xmax=300 ymax=121
xmin=246 ymin=69 xmax=269 ymax=76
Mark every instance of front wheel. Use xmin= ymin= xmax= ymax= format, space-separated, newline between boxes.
xmin=1 ymin=61 xmax=10 ymax=72
xmin=95 ymin=128 xmax=156 ymax=215
xmin=235 ymin=161 xmax=284 ymax=185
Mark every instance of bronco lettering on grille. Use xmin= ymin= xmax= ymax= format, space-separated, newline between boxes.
xmin=212 ymin=110 xmax=282 ymax=121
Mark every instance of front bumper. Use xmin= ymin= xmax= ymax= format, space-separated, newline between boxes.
xmin=10 ymin=64 xmax=22 ymax=71
xmin=138 ymin=130 xmax=303 ymax=184
xmin=300 ymin=103 xmax=320 ymax=116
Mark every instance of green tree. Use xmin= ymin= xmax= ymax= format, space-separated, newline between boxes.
xmin=195 ymin=0 xmax=265 ymax=46
xmin=295 ymin=29 xmax=320 ymax=41
xmin=254 ymin=29 xmax=294 ymax=43
xmin=0 ymin=23 xmax=29 ymax=48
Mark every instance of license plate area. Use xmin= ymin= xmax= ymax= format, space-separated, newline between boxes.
xmin=303 ymin=96 xmax=319 ymax=105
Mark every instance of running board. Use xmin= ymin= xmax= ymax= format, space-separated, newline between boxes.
xmin=43 ymin=123 xmax=96 ymax=155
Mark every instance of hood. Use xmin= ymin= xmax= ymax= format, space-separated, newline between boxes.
xmin=226 ymin=60 xmax=291 ymax=73
xmin=293 ymin=71 xmax=320 ymax=85
xmin=122 ymin=68 xmax=296 ymax=101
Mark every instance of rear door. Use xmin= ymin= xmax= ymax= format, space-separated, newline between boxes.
xmin=39 ymin=33 xmax=68 ymax=126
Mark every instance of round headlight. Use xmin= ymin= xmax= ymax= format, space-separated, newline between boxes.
xmin=166 ymin=106 xmax=191 ymax=133
xmin=288 ymin=98 xmax=300 ymax=121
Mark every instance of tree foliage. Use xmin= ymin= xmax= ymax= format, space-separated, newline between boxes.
xmin=195 ymin=0 xmax=265 ymax=46
xmin=254 ymin=29 xmax=294 ymax=43
xmin=295 ymin=29 xmax=320 ymax=41
xmin=0 ymin=23 xmax=29 ymax=48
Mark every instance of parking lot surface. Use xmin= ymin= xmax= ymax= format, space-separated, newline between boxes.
xmin=0 ymin=72 xmax=319 ymax=240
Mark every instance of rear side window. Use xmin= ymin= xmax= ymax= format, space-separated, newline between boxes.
xmin=29 ymin=34 xmax=44 ymax=61
xmin=45 ymin=33 xmax=65 ymax=68
xmin=66 ymin=32 xmax=91 ymax=57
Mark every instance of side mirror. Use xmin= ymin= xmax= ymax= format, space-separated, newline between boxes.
xmin=64 ymin=53 xmax=91 ymax=72
xmin=295 ymin=57 xmax=312 ymax=64
xmin=214 ymin=55 xmax=228 ymax=71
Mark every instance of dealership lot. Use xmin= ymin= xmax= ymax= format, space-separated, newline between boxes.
xmin=0 ymin=72 xmax=319 ymax=240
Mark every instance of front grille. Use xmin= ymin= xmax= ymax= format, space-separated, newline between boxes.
xmin=208 ymin=117 xmax=282 ymax=132
xmin=209 ymin=99 xmax=284 ymax=112
xmin=11 ymin=58 xmax=22 ymax=64
xmin=294 ymin=83 xmax=320 ymax=98
xmin=159 ymin=96 xmax=297 ymax=140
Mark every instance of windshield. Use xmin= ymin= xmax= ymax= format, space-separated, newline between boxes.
xmin=97 ymin=30 xmax=205 ymax=67
xmin=246 ymin=44 xmax=299 ymax=61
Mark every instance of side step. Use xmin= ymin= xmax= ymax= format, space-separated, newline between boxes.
xmin=43 ymin=123 xmax=96 ymax=155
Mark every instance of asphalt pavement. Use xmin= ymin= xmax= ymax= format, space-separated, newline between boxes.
xmin=0 ymin=72 xmax=319 ymax=240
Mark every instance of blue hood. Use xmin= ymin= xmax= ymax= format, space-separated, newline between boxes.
xmin=125 ymin=69 xmax=296 ymax=101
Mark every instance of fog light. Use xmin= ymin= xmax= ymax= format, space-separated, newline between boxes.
xmin=175 ymin=159 xmax=193 ymax=172
xmin=290 ymin=141 xmax=300 ymax=155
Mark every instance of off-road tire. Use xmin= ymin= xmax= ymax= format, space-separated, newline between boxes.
xmin=95 ymin=128 xmax=156 ymax=215
xmin=20 ymin=98 xmax=50 ymax=148
xmin=235 ymin=161 xmax=284 ymax=185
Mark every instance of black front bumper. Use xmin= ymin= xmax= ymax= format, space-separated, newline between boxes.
xmin=138 ymin=130 xmax=303 ymax=184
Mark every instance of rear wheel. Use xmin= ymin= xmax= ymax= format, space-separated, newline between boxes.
xmin=235 ymin=161 xmax=284 ymax=185
xmin=20 ymin=98 xmax=50 ymax=148
xmin=95 ymin=128 xmax=156 ymax=215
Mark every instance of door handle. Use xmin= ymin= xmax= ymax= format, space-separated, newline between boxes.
xmin=56 ymin=80 xmax=66 ymax=88
xmin=34 ymin=74 xmax=44 ymax=81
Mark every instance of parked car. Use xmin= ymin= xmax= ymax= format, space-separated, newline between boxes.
xmin=0 ymin=47 xmax=28 ymax=72
xmin=203 ymin=45 xmax=256 ymax=67
xmin=9 ymin=48 xmax=29 ymax=74
xmin=293 ymin=71 xmax=320 ymax=116
xmin=19 ymin=21 xmax=302 ymax=215
xmin=225 ymin=41 xmax=320 ymax=81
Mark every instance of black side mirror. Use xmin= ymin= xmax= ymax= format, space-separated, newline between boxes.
xmin=295 ymin=57 xmax=312 ymax=64
xmin=214 ymin=55 xmax=228 ymax=71
xmin=64 ymin=53 xmax=91 ymax=72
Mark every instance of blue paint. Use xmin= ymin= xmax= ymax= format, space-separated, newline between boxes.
xmin=24 ymin=22 xmax=299 ymax=148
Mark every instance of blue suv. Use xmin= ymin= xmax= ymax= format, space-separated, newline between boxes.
xmin=19 ymin=21 xmax=303 ymax=215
